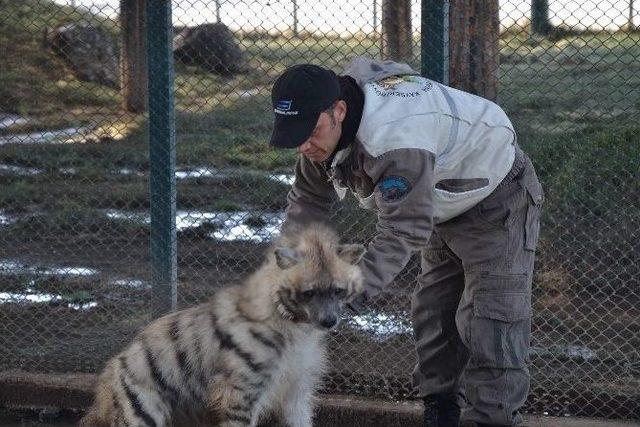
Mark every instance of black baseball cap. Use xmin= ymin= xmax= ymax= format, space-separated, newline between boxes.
xmin=269 ymin=64 xmax=341 ymax=148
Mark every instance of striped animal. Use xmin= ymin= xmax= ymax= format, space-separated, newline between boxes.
xmin=80 ymin=224 xmax=365 ymax=427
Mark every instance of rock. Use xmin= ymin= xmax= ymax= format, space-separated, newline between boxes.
xmin=44 ymin=22 xmax=119 ymax=88
xmin=173 ymin=23 xmax=245 ymax=75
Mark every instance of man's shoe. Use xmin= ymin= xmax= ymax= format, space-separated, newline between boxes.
xmin=423 ymin=393 xmax=461 ymax=427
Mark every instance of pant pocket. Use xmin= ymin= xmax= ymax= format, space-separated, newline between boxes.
xmin=522 ymin=177 xmax=544 ymax=251
xmin=524 ymin=204 xmax=541 ymax=251
xmin=469 ymin=292 xmax=531 ymax=369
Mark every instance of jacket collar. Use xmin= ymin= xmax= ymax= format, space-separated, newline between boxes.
xmin=330 ymin=145 xmax=352 ymax=168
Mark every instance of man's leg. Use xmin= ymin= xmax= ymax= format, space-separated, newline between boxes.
xmin=440 ymin=153 xmax=543 ymax=426
xmin=412 ymin=230 xmax=469 ymax=426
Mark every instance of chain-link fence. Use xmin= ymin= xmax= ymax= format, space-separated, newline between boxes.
xmin=0 ymin=0 xmax=638 ymax=421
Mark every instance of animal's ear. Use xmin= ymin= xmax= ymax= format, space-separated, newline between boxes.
xmin=337 ymin=244 xmax=366 ymax=265
xmin=274 ymin=247 xmax=301 ymax=269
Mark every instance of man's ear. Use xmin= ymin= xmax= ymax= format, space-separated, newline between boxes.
xmin=274 ymin=247 xmax=301 ymax=269
xmin=334 ymin=100 xmax=347 ymax=123
xmin=337 ymin=243 xmax=365 ymax=265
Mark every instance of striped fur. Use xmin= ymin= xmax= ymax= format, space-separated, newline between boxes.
xmin=80 ymin=224 xmax=364 ymax=427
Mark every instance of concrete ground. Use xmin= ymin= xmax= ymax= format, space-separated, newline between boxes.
xmin=0 ymin=370 xmax=637 ymax=426
xmin=318 ymin=395 xmax=640 ymax=427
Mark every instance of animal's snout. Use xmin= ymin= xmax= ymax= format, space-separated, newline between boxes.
xmin=319 ymin=316 xmax=338 ymax=329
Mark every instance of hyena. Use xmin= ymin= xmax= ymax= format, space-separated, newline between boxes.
xmin=80 ymin=224 xmax=365 ymax=427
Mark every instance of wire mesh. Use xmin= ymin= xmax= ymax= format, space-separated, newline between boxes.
xmin=0 ymin=0 xmax=638 ymax=420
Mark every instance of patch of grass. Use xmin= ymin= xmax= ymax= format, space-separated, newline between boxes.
xmin=176 ymin=173 xmax=288 ymax=211
xmin=0 ymin=173 xmax=148 ymax=211
xmin=1 ymin=2 xmax=639 ymax=282
xmin=0 ymin=138 xmax=145 ymax=171
xmin=173 ymin=99 xmax=295 ymax=169
xmin=0 ymin=166 xmax=291 ymax=217
xmin=241 ymin=34 xmax=381 ymax=69
xmin=4 ymin=208 xmax=150 ymax=242
xmin=59 ymin=290 xmax=94 ymax=303
xmin=0 ymin=0 xmax=120 ymax=130
xmin=0 ymin=274 xmax=34 ymax=293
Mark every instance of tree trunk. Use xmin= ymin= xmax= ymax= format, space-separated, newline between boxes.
xmin=448 ymin=0 xmax=499 ymax=102
xmin=381 ymin=0 xmax=412 ymax=61
xmin=120 ymin=0 xmax=148 ymax=113
xmin=531 ymin=0 xmax=551 ymax=36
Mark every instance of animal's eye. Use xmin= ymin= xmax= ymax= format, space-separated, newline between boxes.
xmin=301 ymin=289 xmax=315 ymax=299
xmin=334 ymin=288 xmax=347 ymax=298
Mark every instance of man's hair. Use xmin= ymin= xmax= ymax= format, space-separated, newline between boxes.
xmin=324 ymin=102 xmax=338 ymax=129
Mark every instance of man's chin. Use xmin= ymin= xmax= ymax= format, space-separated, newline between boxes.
xmin=305 ymin=154 xmax=329 ymax=163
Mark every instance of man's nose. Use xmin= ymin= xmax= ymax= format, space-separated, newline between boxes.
xmin=298 ymin=140 xmax=312 ymax=153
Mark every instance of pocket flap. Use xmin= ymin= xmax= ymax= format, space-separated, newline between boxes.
xmin=524 ymin=179 xmax=544 ymax=206
xmin=474 ymin=292 xmax=531 ymax=322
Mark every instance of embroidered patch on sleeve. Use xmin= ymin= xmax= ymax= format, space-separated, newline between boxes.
xmin=378 ymin=175 xmax=412 ymax=202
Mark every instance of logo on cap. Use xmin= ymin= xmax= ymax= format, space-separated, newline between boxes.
xmin=276 ymin=100 xmax=292 ymax=110
xmin=274 ymin=100 xmax=299 ymax=116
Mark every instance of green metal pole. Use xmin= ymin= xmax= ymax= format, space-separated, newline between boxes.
xmin=421 ymin=0 xmax=448 ymax=84
xmin=147 ymin=0 xmax=177 ymax=317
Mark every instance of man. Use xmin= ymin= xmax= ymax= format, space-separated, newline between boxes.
xmin=268 ymin=57 xmax=543 ymax=426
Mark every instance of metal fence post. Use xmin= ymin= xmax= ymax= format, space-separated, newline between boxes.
xmin=146 ymin=0 xmax=177 ymax=317
xmin=421 ymin=0 xmax=449 ymax=85
xmin=293 ymin=0 xmax=299 ymax=37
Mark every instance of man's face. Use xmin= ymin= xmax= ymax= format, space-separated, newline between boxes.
xmin=297 ymin=101 xmax=346 ymax=163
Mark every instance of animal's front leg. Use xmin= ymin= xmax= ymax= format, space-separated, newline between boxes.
xmin=215 ymin=396 xmax=259 ymax=427
xmin=282 ymin=394 xmax=314 ymax=427
xmin=282 ymin=391 xmax=315 ymax=427
xmin=213 ymin=401 xmax=256 ymax=427
xmin=208 ymin=378 xmax=262 ymax=427
xmin=278 ymin=374 xmax=317 ymax=427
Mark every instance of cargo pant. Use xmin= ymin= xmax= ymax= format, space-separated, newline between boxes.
xmin=411 ymin=148 xmax=544 ymax=425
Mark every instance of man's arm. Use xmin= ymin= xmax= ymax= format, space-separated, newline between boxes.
xmin=282 ymin=154 xmax=336 ymax=232
xmin=355 ymin=148 xmax=436 ymax=305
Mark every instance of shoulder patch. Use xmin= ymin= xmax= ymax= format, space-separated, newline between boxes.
xmin=378 ymin=175 xmax=412 ymax=202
